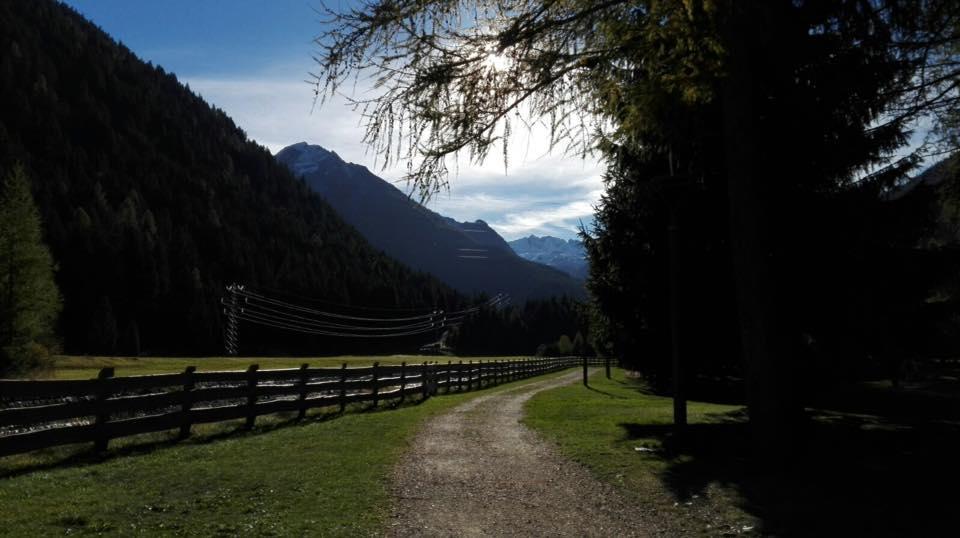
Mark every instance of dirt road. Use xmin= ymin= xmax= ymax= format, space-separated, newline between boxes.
xmin=387 ymin=371 xmax=650 ymax=537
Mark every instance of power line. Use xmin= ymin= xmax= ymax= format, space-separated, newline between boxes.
xmin=236 ymin=311 xmax=442 ymax=338
xmin=244 ymin=284 xmax=441 ymax=313
xmin=223 ymin=284 xmax=510 ymax=349
xmin=239 ymin=303 xmax=439 ymax=332
xmin=236 ymin=288 xmax=440 ymax=322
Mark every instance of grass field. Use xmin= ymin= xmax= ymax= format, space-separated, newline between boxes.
xmin=41 ymin=355 xmax=522 ymax=380
xmin=523 ymin=368 xmax=754 ymax=537
xmin=525 ymin=368 xmax=960 ymax=537
xmin=0 ymin=367 xmax=573 ymax=536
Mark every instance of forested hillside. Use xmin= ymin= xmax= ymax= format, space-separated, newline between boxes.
xmin=0 ymin=1 xmax=464 ymax=355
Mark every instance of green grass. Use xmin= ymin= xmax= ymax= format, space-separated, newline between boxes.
xmin=526 ymin=368 xmax=960 ymax=537
xmin=523 ymin=368 xmax=756 ymax=536
xmin=0 ymin=369 xmax=573 ymax=537
xmin=41 ymin=355 xmax=521 ymax=380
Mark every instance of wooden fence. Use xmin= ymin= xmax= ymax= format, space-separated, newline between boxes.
xmin=0 ymin=356 xmax=604 ymax=458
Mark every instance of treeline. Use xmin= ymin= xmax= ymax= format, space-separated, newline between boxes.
xmin=583 ymin=11 xmax=960 ymax=395
xmin=586 ymin=154 xmax=960 ymax=391
xmin=0 ymin=1 xmax=466 ymax=357
xmin=448 ymin=296 xmax=592 ymax=356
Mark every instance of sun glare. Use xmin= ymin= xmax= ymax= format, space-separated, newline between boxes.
xmin=483 ymin=52 xmax=511 ymax=72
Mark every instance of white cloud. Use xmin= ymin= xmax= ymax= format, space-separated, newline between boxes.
xmin=485 ymin=192 xmax=602 ymax=239
xmin=186 ymin=69 xmax=606 ymax=240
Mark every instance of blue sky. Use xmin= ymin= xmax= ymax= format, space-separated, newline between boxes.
xmin=63 ymin=0 xmax=604 ymax=240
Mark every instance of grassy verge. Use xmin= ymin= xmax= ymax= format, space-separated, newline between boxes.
xmin=524 ymin=368 xmax=754 ymax=537
xmin=526 ymin=368 xmax=960 ymax=537
xmin=42 ymin=355 xmax=522 ymax=380
xmin=0 ymin=369 xmax=572 ymax=536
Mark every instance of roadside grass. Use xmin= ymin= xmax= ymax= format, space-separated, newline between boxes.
xmin=524 ymin=368 xmax=754 ymax=537
xmin=526 ymin=368 xmax=960 ymax=537
xmin=0 ymin=369 xmax=573 ymax=537
xmin=42 ymin=355 xmax=521 ymax=380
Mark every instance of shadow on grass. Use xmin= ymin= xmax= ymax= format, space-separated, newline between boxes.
xmin=611 ymin=372 xmax=747 ymax=406
xmin=621 ymin=391 xmax=960 ymax=537
xmin=585 ymin=385 xmax=628 ymax=398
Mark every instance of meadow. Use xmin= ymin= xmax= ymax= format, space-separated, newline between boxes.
xmin=0 ymin=364 xmax=571 ymax=536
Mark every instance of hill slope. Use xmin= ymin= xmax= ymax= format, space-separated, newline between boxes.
xmin=276 ymin=142 xmax=586 ymax=301
xmin=0 ymin=1 xmax=463 ymax=355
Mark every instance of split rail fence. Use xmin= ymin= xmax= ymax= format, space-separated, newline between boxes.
xmin=0 ymin=356 xmax=604 ymax=457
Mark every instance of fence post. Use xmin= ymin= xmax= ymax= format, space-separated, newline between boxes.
xmin=338 ymin=363 xmax=348 ymax=413
xmin=430 ymin=362 xmax=438 ymax=395
xmin=446 ymin=360 xmax=452 ymax=393
xmin=458 ymin=360 xmax=464 ymax=392
xmin=93 ymin=367 xmax=115 ymax=452
xmin=372 ymin=362 xmax=381 ymax=408
xmin=399 ymin=361 xmax=407 ymax=404
xmin=582 ymin=357 xmax=588 ymax=386
xmin=297 ymin=363 xmax=309 ymax=420
xmin=244 ymin=364 xmax=259 ymax=430
xmin=421 ymin=361 xmax=429 ymax=400
xmin=178 ymin=366 xmax=196 ymax=439
xmin=605 ymin=357 xmax=611 ymax=379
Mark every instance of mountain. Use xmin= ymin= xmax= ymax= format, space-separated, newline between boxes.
xmin=508 ymin=235 xmax=588 ymax=280
xmin=276 ymin=143 xmax=586 ymax=301
xmin=0 ymin=0 xmax=465 ymax=355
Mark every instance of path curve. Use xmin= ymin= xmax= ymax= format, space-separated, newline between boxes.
xmin=387 ymin=370 xmax=650 ymax=537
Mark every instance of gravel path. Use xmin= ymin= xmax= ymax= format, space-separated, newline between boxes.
xmin=387 ymin=370 xmax=650 ymax=537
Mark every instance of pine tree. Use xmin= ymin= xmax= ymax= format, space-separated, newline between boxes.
xmin=0 ymin=164 xmax=62 ymax=374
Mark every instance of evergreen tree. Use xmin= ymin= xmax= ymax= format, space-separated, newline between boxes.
xmin=0 ymin=164 xmax=61 ymax=374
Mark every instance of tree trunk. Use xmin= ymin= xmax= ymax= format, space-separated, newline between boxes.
xmin=721 ymin=2 xmax=799 ymax=461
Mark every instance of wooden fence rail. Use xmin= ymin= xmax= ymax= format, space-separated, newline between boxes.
xmin=0 ymin=356 xmax=604 ymax=457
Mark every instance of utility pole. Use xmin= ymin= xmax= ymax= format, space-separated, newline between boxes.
xmin=224 ymin=283 xmax=241 ymax=356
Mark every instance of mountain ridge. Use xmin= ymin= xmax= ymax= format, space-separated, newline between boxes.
xmin=276 ymin=142 xmax=586 ymax=301
xmin=508 ymin=235 xmax=589 ymax=280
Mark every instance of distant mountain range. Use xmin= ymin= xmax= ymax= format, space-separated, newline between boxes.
xmin=276 ymin=143 xmax=585 ymax=301
xmin=508 ymin=236 xmax=588 ymax=281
